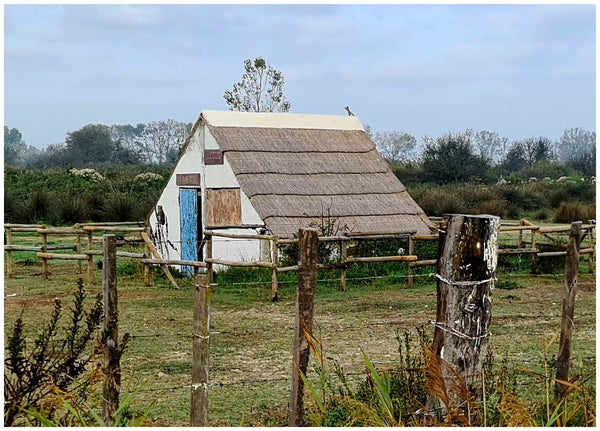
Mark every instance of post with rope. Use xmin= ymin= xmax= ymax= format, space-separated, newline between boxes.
xmin=191 ymin=274 xmax=211 ymax=426
xmin=430 ymin=214 xmax=500 ymax=405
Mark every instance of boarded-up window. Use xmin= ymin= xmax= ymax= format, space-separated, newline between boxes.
xmin=205 ymin=188 xmax=242 ymax=226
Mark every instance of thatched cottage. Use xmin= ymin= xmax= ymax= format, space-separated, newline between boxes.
xmin=148 ymin=110 xmax=431 ymax=273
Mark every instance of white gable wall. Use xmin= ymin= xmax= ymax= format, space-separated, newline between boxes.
xmin=149 ymin=119 xmax=265 ymax=270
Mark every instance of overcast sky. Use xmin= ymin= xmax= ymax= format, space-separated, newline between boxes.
xmin=4 ymin=3 xmax=596 ymax=149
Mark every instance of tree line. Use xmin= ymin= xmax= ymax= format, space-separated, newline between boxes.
xmin=4 ymin=120 xmax=192 ymax=169
xmin=5 ymin=122 xmax=595 ymax=186
xmin=368 ymin=127 xmax=595 ymax=185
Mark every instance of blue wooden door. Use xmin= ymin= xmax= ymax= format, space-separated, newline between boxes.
xmin=180 ymin=188 xmax=199 ymax=276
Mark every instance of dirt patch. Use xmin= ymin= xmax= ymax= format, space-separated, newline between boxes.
xmin=4 ymin=289 xmax=167 ymax=313
xmin=4 ymin=292 xmax=66 ymax=313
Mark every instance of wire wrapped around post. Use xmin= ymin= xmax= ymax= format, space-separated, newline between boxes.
xmin=430 ymin=214 xmax=500 ymax=406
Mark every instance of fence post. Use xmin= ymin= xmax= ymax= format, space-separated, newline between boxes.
xmin=75 ymin=226 xmax=82 ymax=274
xmin=271 ymin=237 xmax=279 ymax=301
xmin=41 ymin=230 xmax=49 ymax=279
xmin=6 ymin=226 xmax=13 ymax=278
xmin=530 ymin=228 xmax=537 ymax=274
xmin=587 ymin=223 xmax=594 ymax=273
xmin=191 ymin=274 xmax=211 ymax=426
xmin=87 ymin=230 xmax=94 ymax=284
xmin=143 ymin=228 xmax=152 ymax=286
xmin=340 ymin=239 xmax=347 ymax=291
xmin=554 ymin=221 xmax=583 ymax=399
xmin=206 ymin=234 xmax=214 ymax=285
xmin=289 ymin=228 xmax=318 ymax=427
xmin=102 ymin=234 xmax=120 ymax=427
xmin=518 ymin=219 xmax=524 ymax=248
xmin=431 ymin=214 xmax=500 ymax=405
xmin=407 ymin=235 xmax=415 ymax=289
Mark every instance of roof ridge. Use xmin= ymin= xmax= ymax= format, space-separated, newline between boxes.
xmin=202 ymin=110 xmax=365 ymax=131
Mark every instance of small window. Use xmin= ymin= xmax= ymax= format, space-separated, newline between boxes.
xmin=205 ymin=188 xmax=242 ymax=226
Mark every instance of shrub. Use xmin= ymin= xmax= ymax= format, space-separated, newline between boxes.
xmin=102 ymin=192 xmax=138 ymax=222
xmin=4 ymin=280 xmax=104 ymax=426
xmin=410 ymin=187 xmax=466 ymax=217
xmin=505 ymin=205 xmax=521 ymax=220
xmin=25 ymin=190 xmax=52 ymax=223
xmin=532 ymin=208 xmax=551 ymax=221
xmin=474 ymin=199 xmax=507 ymax=217
xmin=52 ymin=193 xmax=91 ymax=224
xmin=69 ymin=168 xmax=105 ymax=182
xmin=497 ymin=184 xmax=547 ymax=211
xmin=117 ymin=260 xmax=141 ymax=276
xmin=553 ymin=202 xmax=588 ymax=223
xmin=4 ymin=189 xmax=26 ymax=223
xmin=81 ymin=190 xmax=105 ymax=222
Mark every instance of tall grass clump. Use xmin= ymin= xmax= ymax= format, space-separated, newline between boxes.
xmin=296 ymin=326 xmax=595 ymax=427
xmin=25 ymin=190 xmax=52 ymax=224
xmin=553 ymin=202 xmax=595 ymax=223
xmin=473 ymin=199 xmax=507 ymax=217
xmin=101 ymin=192 xmax=139 ymax=222
xmin=409 ymin=186 xmax=466 ymax=217
xmin=52 ymin=193 xmax=91 ymax=224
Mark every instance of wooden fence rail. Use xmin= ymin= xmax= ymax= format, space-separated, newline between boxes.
xmin=4 ymin=220 xmax=595 ymax=296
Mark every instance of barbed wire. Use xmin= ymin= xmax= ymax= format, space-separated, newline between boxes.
xmin=122 ymin=352 xmax=597 ymax=395
xmin=214 ymin=272 xmax=436 ymax=287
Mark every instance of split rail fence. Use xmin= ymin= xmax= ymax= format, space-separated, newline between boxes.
xmin=4 ymin=219 xmax=596 ymax=297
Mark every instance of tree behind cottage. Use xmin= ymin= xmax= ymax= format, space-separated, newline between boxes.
xmin=556 ymin=128 xmax=596 ymax=176
xmin=421 ymin=132 xmax=489 ymax=184
xmin=110 ymin=121 xmax=192 ymax=165
xmin=224 ymin=57 xmax=291 ymax=112
xmin=29 ymin=124 xmax=139 ymax=168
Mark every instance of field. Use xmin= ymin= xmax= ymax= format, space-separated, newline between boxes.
xmin=4 ymin=246 xmax=596 ymax=426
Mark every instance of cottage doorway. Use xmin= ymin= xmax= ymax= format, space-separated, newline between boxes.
xmin=179 ymin=188 xmax=202 ymax=275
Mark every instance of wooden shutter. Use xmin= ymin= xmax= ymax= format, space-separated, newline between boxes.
xmin=205 ymin=188 xmax=242 ymax=226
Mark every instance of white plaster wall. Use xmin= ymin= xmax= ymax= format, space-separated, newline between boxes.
xmin=148 ymin=120 xmax=265 ymax=267
xmin=148 ymin=141 xmax=204 ymax=260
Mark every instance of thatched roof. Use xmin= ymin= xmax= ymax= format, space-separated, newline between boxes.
xmin=201 ymin=111 xmax=431 ymax=237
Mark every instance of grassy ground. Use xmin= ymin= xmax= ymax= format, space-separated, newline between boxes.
xmin=4 ymin=246 xmax=596 ymax=426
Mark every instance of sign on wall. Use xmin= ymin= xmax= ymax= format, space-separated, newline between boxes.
xmin=204 ymin=150 xmax=224 ymax=165
xmin=176 ymin=173 xmax=201 ymax=186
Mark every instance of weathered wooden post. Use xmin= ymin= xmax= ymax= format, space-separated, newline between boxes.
xmin=407 ymin=235 xmax=415 ymax=289
xmin=587 ymin=223 xmax=594 ymax=273
xmin=518 ymin=219 xmax=524 ymax=248
xmin=554 ymin=221 xmax=583 ymax=399
xmin=431 ymin=214 xmax=500 ymax=404
xmin=289 ymin=228 xmax=318 ymax=427
xmin=75 ymin=228 xmax=82 ymax=274
xmin=5 ymin=226 xmax=13 ymax=278
xmin=41 ymin=230 xmax=49 ymax=279
xmin=102 ymin=234 xmax=120 ymax=426
xmin=191 ymin=274 xmax=211 ymax=426
xmin=87 ymin=229 xmax=94 ymax=283
xmin=206 ymin=234 xmax=214 ymax=285
xmin=530 ymin=227 xmax=538 ymax=274
xmin=271 ymin=237 xmax=279 ymax=301
xmin=340 ymin=239 xmax=347 ymax=291
xmin=143 ymin=228 xmax=152 ymax=287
